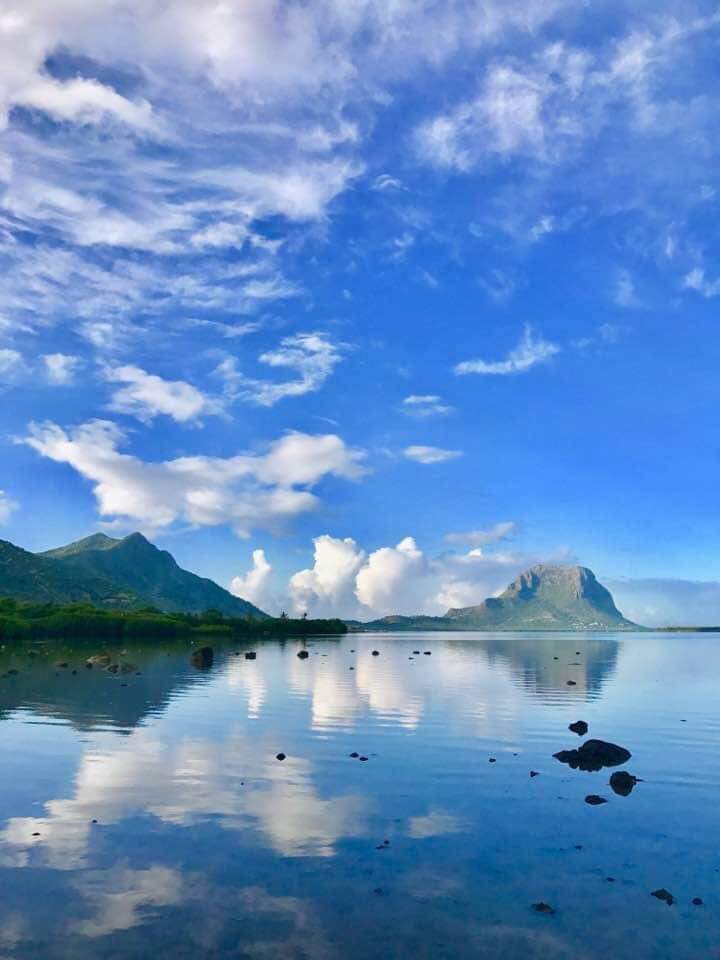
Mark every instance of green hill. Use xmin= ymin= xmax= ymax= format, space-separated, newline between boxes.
xmin=0 ymin=532 xmax=266 ymax=619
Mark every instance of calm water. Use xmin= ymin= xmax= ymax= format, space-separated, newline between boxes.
xmin=0 ymin=631 xmax=717 ymax=959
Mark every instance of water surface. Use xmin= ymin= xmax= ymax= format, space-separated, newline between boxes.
xmin=0 ymin=631 xmax=717 ymax=959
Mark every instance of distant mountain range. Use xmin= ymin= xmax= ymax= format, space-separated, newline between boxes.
xmin=0 ymin=532 xmax=266 ymax=619
xmin=356 ymin=564 xmax=638 ymax=631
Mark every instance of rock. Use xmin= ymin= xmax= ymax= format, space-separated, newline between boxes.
xmin=190 ymin=647 xmax=214 ymax=669
xmin=530 ymin=771 xmax=540 ymax=777
xmin=607 ymin=877 xmax=616 ymax=883
xmin=276 ymin=753 xmax=286 ymax=761
xmin=585 ymin=795 xmax=608 ymax=805
xmin=349 ymin=752 xmax=359 ymax=758
xmin=692 ymin=897 xmax=704 ymax=906
xmin=413 ymin=650 xmax=420 ymax=654
xmin=569 ymin=721 xmax=588 ymax=736
xmin=554 ymin=739 xmax=631 ymax=772
xmin=489 ymin=758 xmax=497 ymax=763
xmin=297 ymin=650 xmax=310 ymax=659
xmin=532 ymin=902 xmax=555 ymax=915
xmin=245 ymin=651 xmax=257 ymax=660
xmin=609 ymin=771 xmax=640 ymax=796
xmin=86 ymin=654 xmax=111 ymax=669
xmin=651 ymin=889 xmax=674 ymax=906
xmin=566 ymin=680 xmax=577 ymax=686
xmin=359 ymin=756 xmax=368 ymax=761
xmin=424 ymin=651 xmax=432 ymax=655
xmin=372 ymin=650 xmax=380 ymax=656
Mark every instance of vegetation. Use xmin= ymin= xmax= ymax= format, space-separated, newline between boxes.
xmin=0 ymin=597 xmax=346 ymax=642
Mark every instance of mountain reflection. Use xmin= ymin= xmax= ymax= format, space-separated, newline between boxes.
xmin=0 ymin=632 xmax=718 ymax=960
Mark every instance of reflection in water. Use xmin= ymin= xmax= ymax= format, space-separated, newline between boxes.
xmin=0 ymin=631 xmax=717 ymax=959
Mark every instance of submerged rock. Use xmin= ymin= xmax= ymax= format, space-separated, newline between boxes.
xmin=692 ymin=897 xmax=704 ymax=906
xmin=297 ymin=650 xmax=310 ymax=659
xmin=585 ymin=795 xmax=608 ymax=806
xmin=554 ymin=739 xmax=631 ymax=772
xmin=244 ymin=651 xmax=257 ymax=660
xmin=530 ymin=771 xmax=540 ymax=778
xmin=651 ymin=889 xmax=674 ymax=906
xmin=532 ymin=902 xmax=555 ymax=915
xmin=190 ymin=647 xmax=214 ymax=669
xmin=569 ymin=721 xmax=588 ymax=736
xmin=609 ymin=771 xmax=640 ymax=796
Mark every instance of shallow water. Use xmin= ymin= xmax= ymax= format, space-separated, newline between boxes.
xmin=0 ymin=631 xmax=717 ymax=959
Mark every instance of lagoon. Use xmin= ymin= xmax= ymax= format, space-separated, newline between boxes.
xmin=0 ymin=631 xmax=717 ymax=959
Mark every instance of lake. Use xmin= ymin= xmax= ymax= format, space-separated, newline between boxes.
xmin=0 ymin=631 xmax=717 ymax=959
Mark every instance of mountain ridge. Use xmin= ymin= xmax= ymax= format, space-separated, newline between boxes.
xmin=1 ymin=532 xmax=266 ymax=619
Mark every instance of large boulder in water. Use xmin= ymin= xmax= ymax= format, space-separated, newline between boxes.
xmin=610 ymin=771 xmax=640 ymax=796
xmin=191 ymin=647 xmax=214 ymax=669
xmin=554 ymin=739 xmax=631 ymax=772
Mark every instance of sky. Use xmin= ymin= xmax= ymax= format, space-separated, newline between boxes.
xmin=1 ymin=0 xmax=720 ymax=624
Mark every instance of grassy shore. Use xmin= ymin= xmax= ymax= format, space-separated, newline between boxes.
xmin=0 ymin=598 xmax=346 ymax=642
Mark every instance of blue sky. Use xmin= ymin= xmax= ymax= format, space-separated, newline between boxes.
xmin=1 ymin=1 xmax=720 ymax=622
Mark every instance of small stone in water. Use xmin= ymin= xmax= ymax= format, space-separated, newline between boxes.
xmin=692 ymin=897 xmax=704 ymax=906
xmin=532 ymin=902 xmax=555 ymax=915
xmin=651 ymin=889 xmax=674 ymax=906
xmin=585 ymin=795 xmax=608 ymax=806
xmin=276 ymin=753 xmax=286 ymax=761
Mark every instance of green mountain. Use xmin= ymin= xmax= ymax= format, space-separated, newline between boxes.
xmin=0 ymin=532 xmax=266 ymax=619
xmin=359 ymin=564 xmax=637 ymax=631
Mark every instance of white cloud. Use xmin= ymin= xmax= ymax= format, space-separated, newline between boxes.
xmin=403 ymin=445 xmax=463 ymax=464
xmin=454 ymin=326 xmax=560 ymax=376
xmin=0 ymin=348 xmax=26 ymax=380
xmin=289 ymin=535 xmax=366 ymax=616
xmin=42 ymin=353 xmax=81 ymax=385
xmin=218 ymin=332 xmax=344 ymax=407
xmin=230 ymin=549 xmax=273 ymax=611
xmin=402 ymin=394 xmax=454 ymax=418
xmin=355 ymin=536 xmax=426 ymax=616
xmin=683 ymin=266 xmax=720 ymax=298
xmin=444 ymin=521 xmax=516 ymax=547
xmin=0 ymin=491 xmax=18 ymax=525
xmin=612 ymin=268 xmax=643 ymax=308
xmin=21 ymin=421 xmax=366 ymax=537
xmin=105 ymin=365 xmax=221 ymax=424
xmin=14 ymin=77 xmax=154 ymax=131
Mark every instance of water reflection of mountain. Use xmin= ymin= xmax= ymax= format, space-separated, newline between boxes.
xmin=0 ymin=641 xmax=211 ymax=731
xmin=444 ymin=632 xmax=620 ymax=698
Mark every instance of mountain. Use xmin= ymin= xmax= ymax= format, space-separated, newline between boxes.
xmin=358 ymin=564 xmax=637 ymax=631
xmin=0 ymin=533 xmax=266 ymax=619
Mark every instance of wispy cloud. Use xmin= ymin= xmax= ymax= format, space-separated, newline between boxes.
xmin=0 ymin=490 xmax=18 ymax=525
xmin=444 ymin=521 xmax=516 ymax=547
xmin=105 ymin=365 xmax=222 ymax=425
xmin=404 ymin=445 xmax=463 ymax=464
xmin=454 ymin=326 xmax=560 ymax=376
xmin=42 ymin=353 xmax=81 ymax=386
xmin=217 ymin=332 xmax=344 ymax=407
xmin=402 ymin=395 xmax=455 ymax=418
xmin=683 ymin=267 xmax=720 ymax=298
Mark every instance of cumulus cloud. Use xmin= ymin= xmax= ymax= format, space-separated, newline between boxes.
xmin=402 ymin=394 xmax=455 ymax=418
xmin=289 ymin=535 xmax=366 ymax=617
xmin=454 ymin=326 xmax=560 ymax=376
xmin=355 ymin=537 xmax=426 ymax=615
xmin=105 ymin=365 xmax=221 ymax=424
xmin=42 ymin=353 xmax=81 ymax=385
xmin=230 ymin=549 xmax=273 ymax=610
xmin=218 ymin=332 xmax=344 ymax=407
xmin=21 ymin=421 xmax=366 ymax=537
xmin=403 ymin=445 xmax=463 ymax=464
xmin=0 ymin=491 xmax=18 ymax=525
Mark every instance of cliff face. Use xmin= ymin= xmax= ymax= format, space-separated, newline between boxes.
xmin=444 ymin=564 xmax=636 ymax=630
